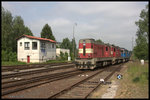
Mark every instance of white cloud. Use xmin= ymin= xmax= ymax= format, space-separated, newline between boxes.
xmin=50 ymin=18 xmax=72 ymax=27
xmin=2 ymin=2 xmax=15 ymax=13
xmin=59 ymin=2 xmax=145 ymax=17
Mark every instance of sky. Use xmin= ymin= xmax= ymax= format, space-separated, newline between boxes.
xmin=2 ymin=1 xmax=148 ymax=51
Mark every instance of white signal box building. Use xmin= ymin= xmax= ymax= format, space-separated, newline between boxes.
xmin=17 ymin=34 xmax=56 ymax=63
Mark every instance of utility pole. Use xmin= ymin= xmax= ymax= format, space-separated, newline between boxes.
xmin=131 ymin=36 xmax=134 ymax=60
xmin=132 ymin=36 xmax=134 ymax=51
xmin=73 ymin=23 xmax=77 ymax=60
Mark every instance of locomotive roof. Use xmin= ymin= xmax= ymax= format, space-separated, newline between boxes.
xmin=79 ymin=38 xmax=105 ymax=45
xmin=79 ymin=38 xmax=129 ymax=51
xmin=79 ymin=38 xmax=95 ymax=41
xmin=79 ymin=39 xmax=125 ymax=49
xmin=79 ymin=38 xmax=95 ymax=44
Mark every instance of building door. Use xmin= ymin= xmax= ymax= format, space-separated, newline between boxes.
xmin=27 ymin=56 xmax=30 ymax=63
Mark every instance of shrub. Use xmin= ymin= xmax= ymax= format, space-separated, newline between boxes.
xmin=1 ymin=49 xmax=17 ymax=61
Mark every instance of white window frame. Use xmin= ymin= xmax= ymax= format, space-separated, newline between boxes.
xmin=24 ymin=42 xmax=30 ymax=50
xmin=32 ymin=42 xmax=37 ymax=50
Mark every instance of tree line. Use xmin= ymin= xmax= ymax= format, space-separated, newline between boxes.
xmin=57 ymin=38 xmax=77 ymax=60
xmin=2 ymin=7 xmax=34 ymax=61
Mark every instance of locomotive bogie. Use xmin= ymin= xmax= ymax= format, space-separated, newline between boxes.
xmin=75 ymin=58 xmax=95 ymax=69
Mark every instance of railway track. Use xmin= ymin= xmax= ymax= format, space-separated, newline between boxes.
xmin=2 ymin=62 xmax=71 ymax=72
xmin=2 ymin=69 xmax=86 ymax=96
xmin=49 ymin=63 xmax=123 ymax=99
xmin=2 ymin=63 xmax=74 ymax=79
xmin=2 ymin=63 xmax=125 ymax=98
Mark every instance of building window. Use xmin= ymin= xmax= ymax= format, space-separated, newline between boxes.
xmin=20 ymin=42 xmax=22 ymax=46
xmin=41 ymin=42 xmax=45 ymax=49
xmin=52 ymin=43 xmax=54 ymax=48
xmin=49 ymin=44 xmax=51 ymax=49
xmin=32 ymin=42 xmax=37 ymax=50
xmin=41 ymin=42 xmax=46 ymax=53
xmin=24 ymin=42 xmax=30 ymax=50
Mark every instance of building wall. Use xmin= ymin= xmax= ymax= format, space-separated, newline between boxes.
xmin=56 ymin=48 xmax=70 ymax=57
xmin=39 ymin=41 xmax=56 ymax=62
xmin=17 ymin=37 xmax=40 ymax=63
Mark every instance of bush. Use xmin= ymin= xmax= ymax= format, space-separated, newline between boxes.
xmin=9 ymin=52 xmax=17 ymax=61
xmin=59 ymin=51 xmax=69 ymax=61
xmin=1 ymin=49 xmax=17 ymax=61
xmin=133 ymin=77 xmax=140 ymax=83
xmin=64 ymin=52 xmax=68 ymax=60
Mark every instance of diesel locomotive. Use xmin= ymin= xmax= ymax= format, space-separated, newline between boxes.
xmin=75 ymin=38 xmax=131 ymax=69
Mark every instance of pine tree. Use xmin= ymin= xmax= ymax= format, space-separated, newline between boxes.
xmin=40 ymin=24 xmax=55 ymax=41
xmin=24 ymin=26 xmax=33 ymax=36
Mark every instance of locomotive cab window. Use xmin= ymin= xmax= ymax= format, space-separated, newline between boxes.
xmin=121 ymin=50 xmax=123 ymax=53
xmin=114 ymin=48 xmax=116 ymax=52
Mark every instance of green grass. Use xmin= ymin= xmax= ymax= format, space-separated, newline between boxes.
xmin=2 ymin=60 xmax=71 ymax=66
xmin=127 ymin=61 xmax=148 ymax=85
xmin=2 ymin=61 xmax=27 ymax=66
xmin=115 ymin=61 xmax=149 ymax=98
xmin=45 ymin=60 xmax=69 ymax=63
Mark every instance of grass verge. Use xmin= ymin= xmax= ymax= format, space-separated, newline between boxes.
xmin=2 ymin=61 xmax=27 ymax=66
xmin=2 ymin=60 xmax=71 ymax=66
xmin=115 ymin=61 xmax=149 ymax=98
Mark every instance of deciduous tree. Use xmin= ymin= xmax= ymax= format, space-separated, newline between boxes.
xmin=133 ymin=4 xmax=149 ymax=60
xmin=2 ymin=7 xmax=33 ymax=61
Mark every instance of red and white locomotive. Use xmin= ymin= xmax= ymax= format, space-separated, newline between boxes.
xmin=75 ymin=38 xmax=130 ymax=69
